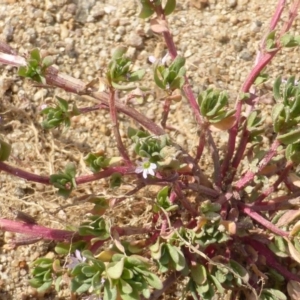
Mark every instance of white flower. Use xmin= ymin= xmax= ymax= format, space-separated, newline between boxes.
xmin=67 ymin=249 xmax=86 ymax=269
xmin=135 ymin=159 xmax=157 ymax=179
xmin=148 ymin=52 xmax=169 ymax=65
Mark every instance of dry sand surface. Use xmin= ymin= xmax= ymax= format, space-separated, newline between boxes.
xmin=0 ymin=0 xmax=300 ymax=299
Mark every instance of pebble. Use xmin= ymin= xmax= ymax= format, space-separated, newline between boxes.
xmin=126 ymin=32 xmax=143 ymax=48
xmin=2 ymin=0 xmax=300 ymax=299
xmin=226 ymin=0 xmax=237 ymax=8
xmin=33 ymin=89 xmax=48 ymax=102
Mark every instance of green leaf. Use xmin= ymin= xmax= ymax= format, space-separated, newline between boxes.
xmin=265 ymin=30 xmax=277 ymax=51
xmin=229 ymin=260 xmax=249 ymax=283
xmin=144 ymin=272 xmax=163 ymax=290
xmin=55 ymin=276 xmax=62 ymax=292
xmin=0 ymin=139 xmax=11 ymax=161
xmin=209 ymin=274 xmax=225 ymax=293
xmin=30 ymin=48 xmax=41 ymax=62
xmin=107 ymin=258 xmax=125 ymax=279
xmin=277 ymin=128 xmax=300 ymax=145
xmin=273 ymin=76 xmax=282 ymax=101
xmin=154 ymin=65 xmax=166 ymax=89
xmin=166 ymin=244 xmax=179 ymax=263
xmin=75 ymin=282 xmax=91 ymax=294
xmin=110 ymin=172 xmax=122 ymax=188
xmin=139 ymin=2 xmax=155 ymax=18
xmin=103 ymin=280 xmax=117 ymax=300
xmin=164 ymin=0 xmax=176 ymax=15
xmin=254 ymin=73 xmax=268 ymax=85
xmin=42 ymin=56 xmax=54 ymax=68
xmin=36 ymin=280 xmax=52 ymax=293
xmin=281 ymin=34 xmax=299 ymax=48
xmin=112 ymin=47 xmax=127 ymax=60
xmin=120 ymin=278 xmax=133 ymax=294
xmin=56 ymin=97 xmax=69 ymax=112
xmin=128 ymin=69 xmax=146 ymax=81
xmin=191 ymin=264 xmax=207 ymax=285
xmin=262 ymin=288 xmax=287 ymax=300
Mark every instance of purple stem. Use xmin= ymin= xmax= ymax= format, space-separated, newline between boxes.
xmin=253 ymin=161 xmax=293 ymax=204
xmin=247 ymin=238 xmax=300 ymax=282
xmin=173 ymin=182 xmax=198 ymax=217
xmin=0 ymin=218 xmax=77 ymax=241
xmin=0 ymin=161 xmax=135 ymax=185
xmin=234 ymin=139 xmax=280 ymax=190
xmin=0 ymin=50 xmax=165 ymax=136
xmin=239 ymin=204 xmax=289 ymax=237
xmin=108 ymin=88 xmax=131 ymax=163
xmin=221 ymin=0 xmax=294 ymax=179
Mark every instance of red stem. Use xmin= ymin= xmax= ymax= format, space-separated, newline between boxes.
xmin=253 ymin=161 xmax=293 ymax=204
xmin=247 ymin=238 xmax=300 ymax=282
xmin=0 ymin=218 xmax=77 ymax=241
xmin=234 ymin=139 xmax=280 ymax=190
xmin=0 ymin=161 xmax=135 ymax=185
xmin=239 ymin=204 xmax=289 ymax=237
xmin=108 ymin=88 xmax=130 ymax=163
xmin=221 ymin=0 xmax=292 ymax=179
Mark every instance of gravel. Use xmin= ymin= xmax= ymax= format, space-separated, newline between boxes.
xmin=1 ymin=0 xmax=300 ymax=299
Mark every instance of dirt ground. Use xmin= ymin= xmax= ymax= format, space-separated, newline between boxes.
xmin=1 ymin=0 xmax=300 ymax=299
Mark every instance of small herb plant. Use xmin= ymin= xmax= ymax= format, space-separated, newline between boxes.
xmin=1 ymin=0 xmax=300 ymax=299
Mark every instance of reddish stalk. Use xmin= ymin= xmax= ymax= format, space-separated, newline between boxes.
xmin=246 ymin=238 xmax=300 ymax=282
xmin=0 ymin=49 xmax=165 ymax=136
xmin=248 ymin=190 xmax=300 ymax=211
xmin=253 ymin=161 xmax=294 ymax=204
xmin=239 ymin=204 xmax=288 ymax=237
xmin=221 ymin=0 xmax=296 ymax=179
xmin=234 ymin=139 xmax=281 ymax=190
xmin=173 ymin=182 xmax=198 ymax=217
xmin=0 ymin=161 xmax=134 ymax=185
xmin=0 ymin=218 xmax=78 ymax=241
xmin=108 ymin=88 xmax=131 ymax=163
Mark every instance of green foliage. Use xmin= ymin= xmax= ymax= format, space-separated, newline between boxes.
xmin=265 ymin=30 xmax=277 ymax=51
xmin=0 ymin=138 xmax=11 ymax=161
xmin=153 ymin=186 xmax=178 ymax=212
xmin=84 ymin=153 xmax=122 ymax=173
xmin=18 ymin=48 xmax=54 ymax=83
xmin=129 ymin=127 xmax=169 ymax=160
xmin=29 ymin=258 xmax=62 ymax=293
xmin=104 ymin=253 xmax=163 ymax=300
xmin=70 ymin=250 xmax=106 ymax=295
xmin=280 ymin=33 xmax=300 ymax=48
xmin=49 ymin=162 xmax=77 ymax=198
xmin=154 ymin=55 xmax=186 ymax=90
xmin=197 ymin=89 xmax=235 ymax=123
xmin=163 ymin=0 xmax=176 ymax=16
xmin=107 ymin=47 xmax=145 ymax=90
xmin=260 ymin=288 xmax=287 ymax=300
xmin=246 ymin=111 xmax=265 ymax=142
xmin=41 ymin=96 xmax=79 ymax=129
xmin=150 ymin=239 xmax=186 ymax=273
xmin=78 ymin=216 xmax=110 ymax=241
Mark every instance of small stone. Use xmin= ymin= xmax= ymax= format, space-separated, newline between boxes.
xmin=35 ymin=183 xmax=45 ymax=192
xmin=2 ymin=23 xmax=14 ymax=42
xmin=90 ymin=5 xmax=105 ymax=18
xmin=126 ymin=46 xmax=136 ymax=59
xmin=126 ymin=32 xmax=143 ymax=48
xmin=190 ymin=0 xmax=208 ymax=10
xmin=33 ymin=89 xmax=48 ymax=102
xmin=110 ymin=18 xmax=119 ymax=27
xmin=227 ymin=0 xmax=237 ymax=7
xmin=184 ymin=49 xmax=193 ymax=58
xmin=239 ymin=50 xmax=253 ymax=61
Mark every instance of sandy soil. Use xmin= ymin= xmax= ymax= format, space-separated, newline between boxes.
xmin=0 ymin=0 xmax=300 ymax=299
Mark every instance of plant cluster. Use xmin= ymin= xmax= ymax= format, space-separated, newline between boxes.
xmin=1 ymin=0 xmax=300 ymax=299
